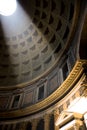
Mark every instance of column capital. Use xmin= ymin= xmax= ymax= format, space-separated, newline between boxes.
xmin=81 ymin=75 xmax=87 ymax=97
xmin=53 ymin=109 xmax=59 ymax=120
xmin=44 ymin=114 xmax=50 ymax=120
xmin=81 ymin=76 xmax=87 ymax=87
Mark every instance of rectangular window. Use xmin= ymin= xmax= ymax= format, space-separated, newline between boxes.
xmin=12 ymin=95 xmax=20 ymax=108
xmin=62 ymin=62 xmax=68 ymax=80
xmin=38 ymin=85 xmax=44 ymax=100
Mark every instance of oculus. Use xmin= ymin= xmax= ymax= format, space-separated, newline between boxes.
xmin=0 ymin=0 xmax=17 ymax=16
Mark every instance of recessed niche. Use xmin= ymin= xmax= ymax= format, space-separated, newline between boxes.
xmin=60 ymin=1 xmax=65 ymax=16
xmin=29 ymin=24 xmax=33 ymax=31
xmin=34 ymin=65 xmax=41 ymax=71
xmin=56 ymin=20 xmax=62 ymax=31
xmin=44 ymin=56 xmax=52 ymax=64
xmin=37 ymin=37 xmax=43 ymax=44
xmin=18 ymin=34 xmax=23 ymax=39
xmin=38 ymin=22 xmax=43 ymax=28
xmin=69 ymin=3 xmax=74 ymax=21
xmin=51 ymin=0 xmax=56 ymax=11
xmin=33 ymin=17 xmax=38 ymax=24
xmin=36 ymin=0 xmax=41 ymax=7
xmin=27 ymin=37 xmax=32 ymax=43
xmin=30 ymin=45 xmax=36 ymax=51
xmin=43 ymin=0 xmax=48 ymax=8
xmin=12 ymin=36 xmax=17 ymax=41
xmin=44 ymin=27 xmax=49 ymax=35
xmin=22 ymin=71 xmax=31 ymax=76
xmin=23 ymin=30 xmax=29 ymax=37
xmin=1 ymin=64 xmax=9 ymax=68
xmin=12 ymin=44 xmax=18 ymax=49
xmin=3 ymin=53 xmax=10 ymax=57
xmin=54 ymin=43 xmax=61 ymax=53
xmin=32 ymin=54 xmax=39 ymax=60
xmin=63 ymin=26 xmax=69 ymax=40
xmin=49 ymin=15 xmax=54 ymax=24
xmin=41 ymin=12 xmax=47 ymax=19
xmin=12 ymin=53 xmax=19 ymax=57
xmin=33 ymin=30 xmax=38 ymax=37
xmin=21 ymin=50 xmax=28 ymax=55
xmin=0 ymin=75 xmax=7 ymax=79
xmin=10 ymin=74 xmax=18 ymax=78
xmin=41 ymin=46 xmax=48 ymax=53
xmin=35 ymin=9 xmax=40 ymax=17
xmin=20 ymin=41 xmax=25 ymax=47
xmin=50 ymin=34 xmax=56 ymax=44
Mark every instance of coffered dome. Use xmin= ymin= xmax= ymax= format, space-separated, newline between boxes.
xmin=0 ymin=0 xmax=75 ymax=87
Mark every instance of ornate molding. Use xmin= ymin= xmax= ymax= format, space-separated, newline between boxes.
xmin=0 ymin=60 xmax=86 ymax=119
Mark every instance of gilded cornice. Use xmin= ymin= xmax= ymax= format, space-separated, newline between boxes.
xmin=0 ymin=60 xmax=87 ymax=119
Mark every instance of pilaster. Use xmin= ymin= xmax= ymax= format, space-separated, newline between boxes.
xmin=32 ymin=119 xmax=38 ymax=130
xmin=44 ymin=114 xmax=50 ymax=130
xmin=54 ymin=109 xmax=59 ymax=130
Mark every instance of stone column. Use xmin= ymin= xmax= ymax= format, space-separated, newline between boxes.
xmin=44 ymin=114 xmax=50 ymax=130
xmin=32 ymin=119 xmax=38 ymax=130
xmin=54 ymin=109 xmax=59 ymax=130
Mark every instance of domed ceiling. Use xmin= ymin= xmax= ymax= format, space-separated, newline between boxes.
xmin=0 ymin=0 xmax=75 ymax=87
